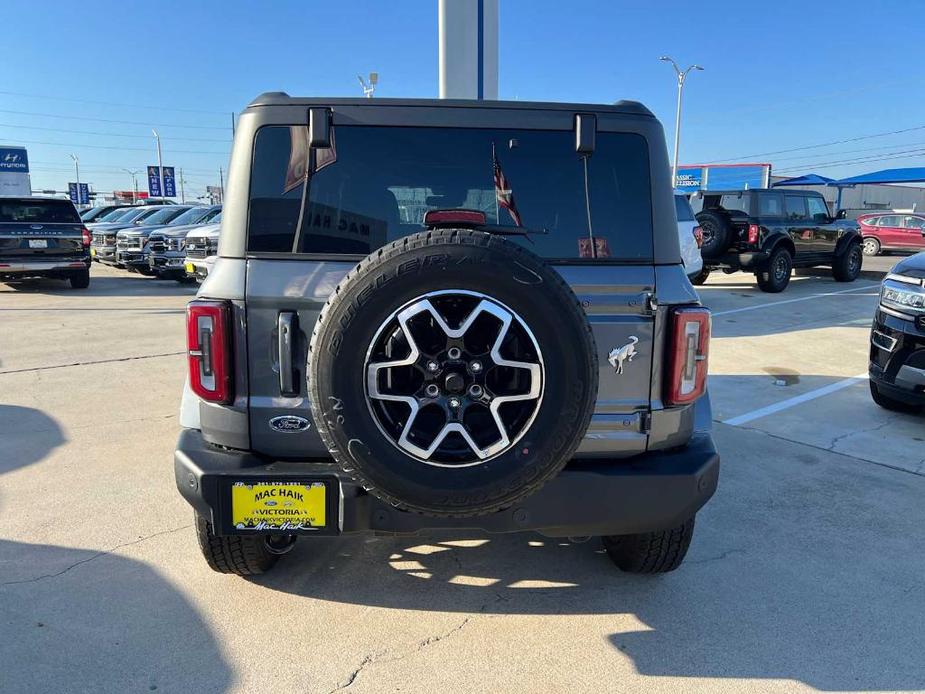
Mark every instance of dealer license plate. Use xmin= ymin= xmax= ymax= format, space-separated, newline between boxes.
xmin=231 ymin=481 xmax=327 ymax=531
xmin=184 ymin=262 xmax=195 ymax=274
xmin=28 ymin=239 xmax=48 ymax=249
xmin=90 ymin=247 xmax=97 ymax=256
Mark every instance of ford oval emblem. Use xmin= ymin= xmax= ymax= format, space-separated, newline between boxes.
xmin=269 ymin=415 xmax=311 ymax=433
xmin=30 ymin=224 xmax=43 ymax=230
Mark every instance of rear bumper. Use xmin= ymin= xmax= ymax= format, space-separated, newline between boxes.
xmin=174 ymin=428 xmax=720 ymax=538
xmin=0 ymin=257 xmax=90 ymax=277
xmin=704 ymin=250 xmax=767 ymax=271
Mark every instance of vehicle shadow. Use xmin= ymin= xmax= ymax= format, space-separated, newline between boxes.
xmin=251 ymin=423 xmax=925 ymax=691
xmin=1 ymin=273 xmax=197 ymax=298
xmin=0 ymin=404 xmax=232 ymax=691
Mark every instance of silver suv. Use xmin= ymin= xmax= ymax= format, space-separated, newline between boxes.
xmin=174 ymin=94 xmax=719 ymax=576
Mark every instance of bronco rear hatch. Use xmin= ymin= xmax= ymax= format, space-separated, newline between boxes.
xmin=226 ymin=103 xmax=671 ymax=461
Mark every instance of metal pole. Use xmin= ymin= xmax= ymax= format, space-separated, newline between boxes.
xmin=231 ymin=112 xmax=236 ymax=138
xmin=122 ymin=168 xmax=139 ymax=203
xmin=219 ymin=166 xmax=224 ymax=200
xmin=672 ymin=74 xmax=684 ymax=189
xmin=179 ymin=168 xmax=185 ymax=203
xmin=659 ymin=57 xmax=703 ymax=188
xmin=153 ymin=129 xmax=165 ymax=202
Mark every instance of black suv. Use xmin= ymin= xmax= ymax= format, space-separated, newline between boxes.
xmin=0 ymin=197 xmax=91 ymax=288
xmin=691 ymin=189 xmax=863 ymax=292
xmin=869 ymin=252 xmax=925 ymax=412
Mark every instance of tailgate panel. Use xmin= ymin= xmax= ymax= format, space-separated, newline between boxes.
xmin=245 ymin=259 xmax=656 ymax=460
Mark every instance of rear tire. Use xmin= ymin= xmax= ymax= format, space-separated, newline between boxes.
xmin=833 ymin=242 xmax=862 ymax=282
xmin=869 ymin=381 xmax=922 ymax=414
xmin=69 ymin=270 xmax=90 ymax=289
xmin=756 ymin=247 xmax=792 ymax=293
xmin=602 ymin=517 xmax=695 ymax=574
xmin=194 ymin=512 xmax=281 ymax=575
xmin=862 ymin=237 xmax=880 ymax=256
xmin=690 ymin=268 xmax=710 ymax=286
xmin=696 ymin=211 xmax=732 ymax=258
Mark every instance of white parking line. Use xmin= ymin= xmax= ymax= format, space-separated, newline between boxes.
xmin=712 ymin=283 xmax=879 ymax=317
xmin=722 ymin=372 xmax=869 ymax=426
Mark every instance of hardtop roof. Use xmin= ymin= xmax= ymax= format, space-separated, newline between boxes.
xmin=245 ymin=92 xmax=654 ymax=118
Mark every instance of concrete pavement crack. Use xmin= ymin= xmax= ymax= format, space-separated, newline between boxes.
xmin=327 ymin=614 xmax=477 ymax=692
xmin=686 ymin=548 xmax=747 ymax=565
xmin=0 ymin=351 xmax=185 ymax=376
xmin=715 ymin=421 xmax=925 ymax=479
xmin=0 ymin=524 xmax=192 ymax=586
xmin=826 ymin=419 xmax=893 ymax=452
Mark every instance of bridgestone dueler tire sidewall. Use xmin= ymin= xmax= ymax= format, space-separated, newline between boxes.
xmin=308 ymin=230 xmax=598 ymax=517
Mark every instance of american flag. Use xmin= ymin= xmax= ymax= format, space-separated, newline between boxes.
xmin=493 ymin=150 xmax=522 ymax=227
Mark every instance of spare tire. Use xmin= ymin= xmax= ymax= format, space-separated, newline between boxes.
xmin=308 ymin=229 xmax=598 ymax=517
xmin=695 ymin=210 xmax=732 ymax=258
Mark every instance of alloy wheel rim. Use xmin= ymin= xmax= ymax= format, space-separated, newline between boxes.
xmin=364 ymin=290 xmax=545 ymax=467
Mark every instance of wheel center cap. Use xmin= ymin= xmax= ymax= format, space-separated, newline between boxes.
xmin=444 ymin=372 xmax=466 ymax=394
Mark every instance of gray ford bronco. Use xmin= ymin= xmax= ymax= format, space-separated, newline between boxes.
xmin=175 ymin=93 xmax=719 ymax=576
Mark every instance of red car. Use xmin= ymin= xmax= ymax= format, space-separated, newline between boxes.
xmin=858 ymin=213 xmax=925 ymax=256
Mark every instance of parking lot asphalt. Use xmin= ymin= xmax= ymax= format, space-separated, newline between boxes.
xmin=1 ymin=264 xmax=923 ymax=693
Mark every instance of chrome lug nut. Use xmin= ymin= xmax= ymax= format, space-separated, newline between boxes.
xmin=425 ymin=384 xmax=440 ymax=398
xmin=447 ymin=347 xmax=462 ymax=360
xmin=448 ymin=397 xmax=461 ymax=409
xmin=426 ymin=360 xmax=439 ymax=372
xmin=468 ymin=384 xmax=483 ymax=398
xmin=469 ymin=360 xmax=482 ymax=373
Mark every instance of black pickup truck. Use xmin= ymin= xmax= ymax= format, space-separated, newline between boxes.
xmin=691 ymin=189 xmax=863 ymax=292
xmin=0 ymin=197 xmax=91 ymax=288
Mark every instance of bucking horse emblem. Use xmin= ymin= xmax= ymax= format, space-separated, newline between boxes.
xmin=608 ymin=336 xmax=639 ymax=375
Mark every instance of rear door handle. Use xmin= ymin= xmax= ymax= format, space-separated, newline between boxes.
xmin=278 ymin=311 xmax=299 ymax=395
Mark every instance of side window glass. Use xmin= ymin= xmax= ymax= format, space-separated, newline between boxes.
xmin=806 ymin=196 xmax=828 ymax=220
xmin=903 ymin=216 xmax=925 ymax=230
xmin=784 ymin=196 xmax=807 ymax=221
xmin=878 ymin=215 xmax=901 ymax=227
xmin=757 ymin=193 xmax=783 ymax=216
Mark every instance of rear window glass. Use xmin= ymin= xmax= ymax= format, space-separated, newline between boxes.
xmin=674 ymin=195 xmax=694 ymax=222
xmin=719 ymin=194 xmax=749 ymax=214
xmin=247 ymin=125 xmax=653 ymax=260
xmin=0 ymin=199 xmax=80 ymax=223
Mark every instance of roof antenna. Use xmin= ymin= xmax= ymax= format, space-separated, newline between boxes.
xmin=357 ymin=72 xmax=378 ymax=98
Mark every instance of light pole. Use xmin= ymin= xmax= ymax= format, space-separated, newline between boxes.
xmin=659 ymin=56 xmax=703 ymax=187
xmin=69 ymin=154 xmax=80 ymax=206
xmin=152 ymin=129 xmax=165 ymax=202
xmin=121 ymin=168 xmax=139 ymax=203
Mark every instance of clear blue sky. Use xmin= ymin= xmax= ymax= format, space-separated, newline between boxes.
xmin=3 ymin=0 xmax=924 ymax=198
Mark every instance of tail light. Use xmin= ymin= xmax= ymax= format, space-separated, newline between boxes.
xmin=81 ymin=226 xmax=91 ymax=247
xmin=692 ymin=226 xmax=703 ymax=248
xmin=747 ymin=224 xmax=760 ymax=245
xmin=187 ymin=300 xmax=233 ymax=404
xmin=666 ymin=307 xmax=711 ymax=405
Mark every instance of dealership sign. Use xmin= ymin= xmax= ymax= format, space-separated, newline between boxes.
xmin=675 ymin=167 xmax=703 ymax=189
xmin=147 ymin=165 xmax=176 ymax=197
xmin=0 ymin=146 xmax=32 ymax=196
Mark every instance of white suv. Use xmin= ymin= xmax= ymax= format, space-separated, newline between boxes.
xmin=675 ymin=191 xmax=703 ymax=280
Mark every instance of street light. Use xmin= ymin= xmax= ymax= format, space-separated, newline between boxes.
xmin=659 ymin=56 xmax=703 ymax=188
xmin=152 ymin=129 xmax=165 ymax=202
xmin=121 ymin=168 xmax=139 ymax=203
xmin=69 ymin=154 xmax=81 ymax=206
xmin=357 ymin=72 xmax=378 ymax=98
